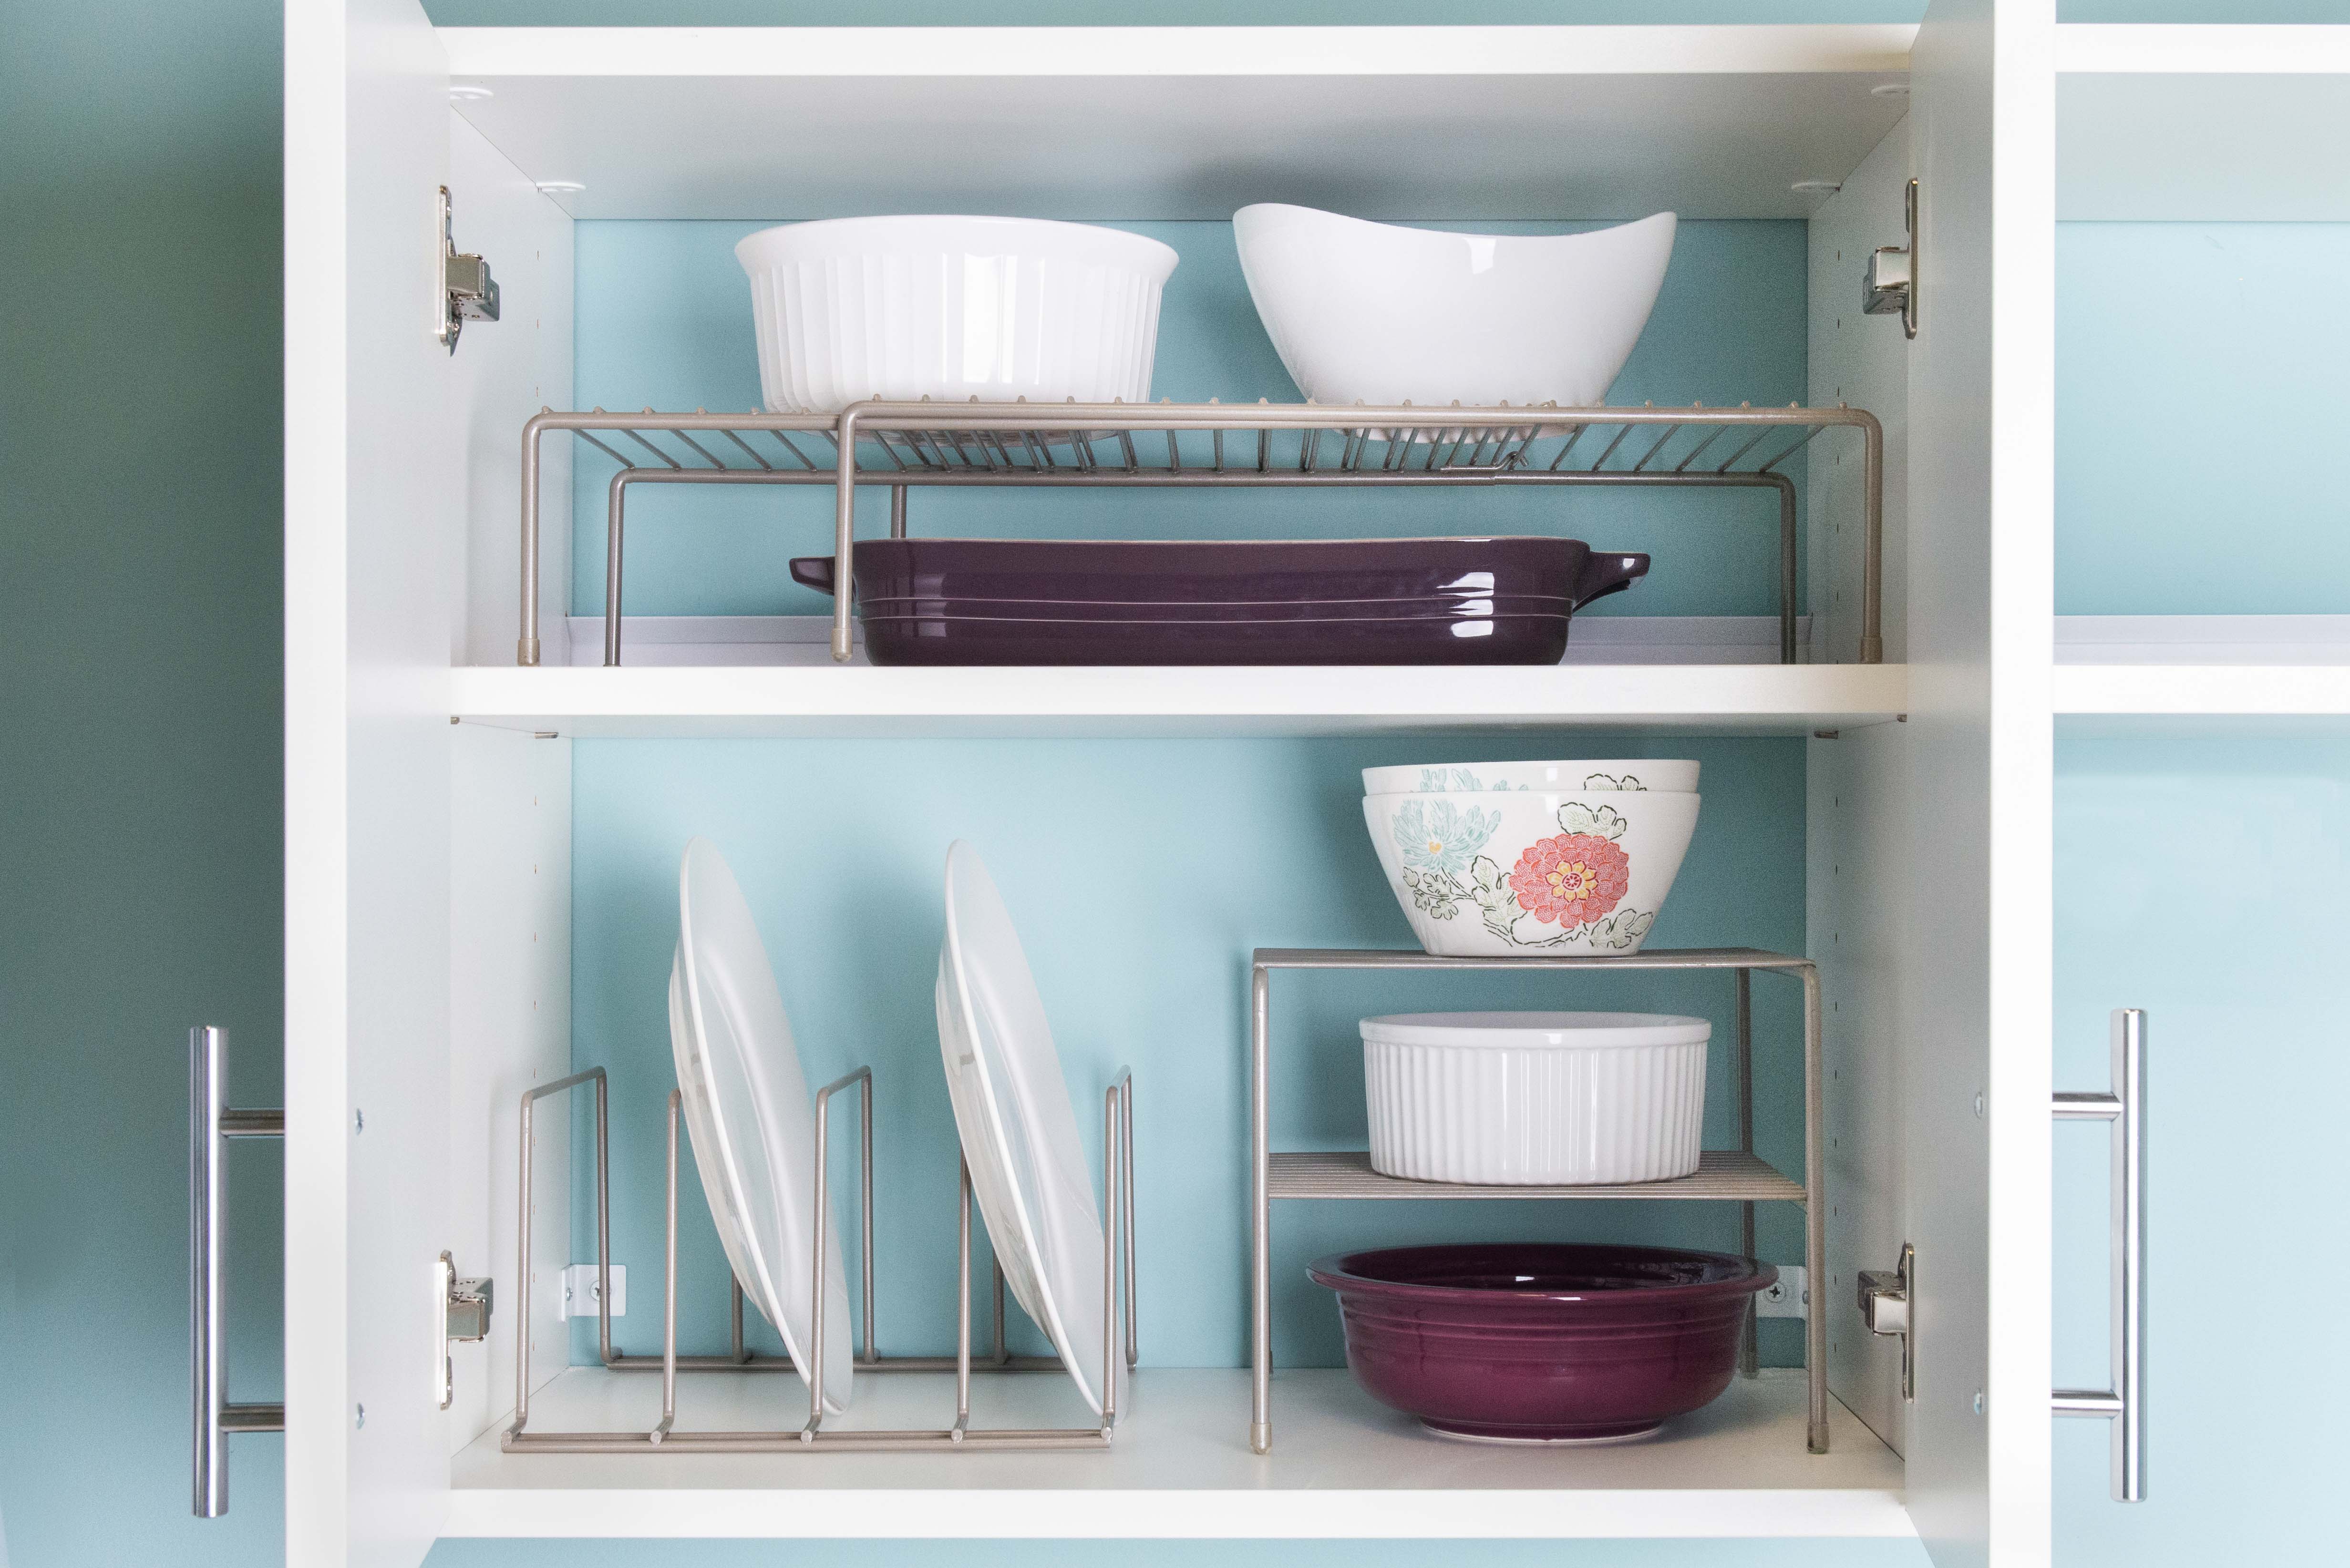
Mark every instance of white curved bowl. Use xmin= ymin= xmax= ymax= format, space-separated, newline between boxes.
xmin=1361 ymin=1011 xmax=1710 ymax=1185
xmin=1363 ymin=758 xmax=1700 ymax=797
xmin=1233 ymin=205 xmax=1675 ymax=410
xmin=737 ymin=216 xmax=1179 ymax=414
xmin=1362 ymin=789 xmax=1700 ymax=957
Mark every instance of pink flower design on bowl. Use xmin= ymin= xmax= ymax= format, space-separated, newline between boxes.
xmin=1507 ymin=833 xmax=1631 ymax=927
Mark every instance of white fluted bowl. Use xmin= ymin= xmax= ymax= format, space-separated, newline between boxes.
xmin=1363 ymin=789 xmax=1699 ymax=957
xmin=1233 ymin=205 xmax=1675 ymax=411
xmin=736 ymin=216 xmax=1178 ymax=414
xmin=1361 ymin=1012 xmax=1710 ymax=1185
xmin=1363 ymin=758 xmax=1700 ymax=797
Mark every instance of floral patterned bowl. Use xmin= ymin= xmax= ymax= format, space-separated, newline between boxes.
xmin=1362 ymin=789 xmax=1699 ymax=956
xmin=1362 ymin=758 xmax=1700 ymax=797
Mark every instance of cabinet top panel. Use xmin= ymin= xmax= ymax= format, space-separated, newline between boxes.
xmin=439 ymin=25 xmax=1914 ymax=221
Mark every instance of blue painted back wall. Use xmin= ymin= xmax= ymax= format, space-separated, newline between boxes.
xmin=573 ymin=219 xmax=1813 ymax=622
xmin=2057 ymin=223 xmax=2350 ymax=614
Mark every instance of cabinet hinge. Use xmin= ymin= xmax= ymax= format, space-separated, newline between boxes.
xmin=1863 ymin=178 xmax=1918 ymax=339
xmin=437 ymin=185 xmax=500 ymax=355
xmin=435 ymin=1250 xmax=495 ymax=1409
xmin=1858 ymin=1240 xmax=1915 ymax=1401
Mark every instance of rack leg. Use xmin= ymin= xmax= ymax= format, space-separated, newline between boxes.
xmin=1801 ymin=966 xmax=1829 ymax=1454
xmin=1736 ymin=969 xmax=1758 ymax=1380
xmin=656 ymin=1091 xmax=679 ymax=1444
xmin=955 ymin=1159 xmax=972 ymax=1438
xmin=991 ymin=1260 xmax=1009 ymax=1367
xmin=888 ymin=484 xmax=908 ymax=539
xmin=603 ymin=470 xmax=630 ymax=667
xmin=1776 ymin=475 xmax=1798 ymax=665
xmin=730 ymin=1279 xmax=746 ymax=1365
xmin=1250 ymin=963 xmax=1272 ymax=1454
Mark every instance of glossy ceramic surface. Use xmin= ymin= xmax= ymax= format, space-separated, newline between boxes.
xmin=936 ymin=840 xmax=1122 ymax=1417
xmin=1308 ymin=1242 xmax=1774 ymax=1442
xmin=737 ymin=216 xmax=1177 ymax=414
xmin=1358 ymin=1012 xmax=1710 ymax=1184
xmin=1362 ymin=789 xmax=1700 ymax=956
xmin=790 ymin=539 xmax=1647 ymax=666
xmin=1233 ymin=205 xmax=1676 ymax=410
xmin=669 ymin=838 xmax=854 ymax=1409
xmin=1362 ymin=758 xmax=1702 ymax=796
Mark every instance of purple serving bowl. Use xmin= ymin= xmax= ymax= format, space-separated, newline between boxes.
xmin=1308 ymin=1242 xmax=1774 ymax=1443
xmin=788 ymin=538 xmax=1647 ymax=666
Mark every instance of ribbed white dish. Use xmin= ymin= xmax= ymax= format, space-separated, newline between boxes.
xmin=735 ymin=216 xmax=1178 ymax=415
xmin=1361 ymin=1011 xmax=1710 ymax=1185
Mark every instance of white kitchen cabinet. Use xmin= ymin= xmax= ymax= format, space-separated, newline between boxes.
xmin=271 ymin=4 xmax=2105 ymax=1564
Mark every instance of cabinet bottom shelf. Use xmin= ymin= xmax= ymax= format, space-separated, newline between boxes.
xmin=447 ymin=1367 xmax=1907 ymax=1539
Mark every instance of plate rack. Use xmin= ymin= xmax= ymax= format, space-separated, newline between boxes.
xmin=503 ymin=1063 xmax=1138 ymax=1453
xmin=514 ymin=400 xmax=1885 ymax=670
xmin=1247 ymin=946 xmax=1826 ymax=1455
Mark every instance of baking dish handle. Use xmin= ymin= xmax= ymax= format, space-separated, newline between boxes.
xmin=1573 ymin=552 xmax=1650 ymax=608
xmin=789 ymin=556 xmax=839 ymax=597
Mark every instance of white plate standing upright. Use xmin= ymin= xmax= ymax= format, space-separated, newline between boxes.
xmin=936 ymin=840 xmax=1123 ymax=1418
xmin=670 ymin=837 xmax=854 ymax=1411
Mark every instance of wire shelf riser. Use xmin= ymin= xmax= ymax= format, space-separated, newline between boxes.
xmin=515 ymin=400 xmax=1883 ymax=671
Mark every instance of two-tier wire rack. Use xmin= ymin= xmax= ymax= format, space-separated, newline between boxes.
xmin=514 ymin=400 xmax=1884 ymax=670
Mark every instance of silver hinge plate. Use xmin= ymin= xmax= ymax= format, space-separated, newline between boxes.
xmin=1857 ymin=1241 xmax=1916 ymax=1401
xmin=1863 ymin=178 xmax=1919 ymax=338
xmin=435 ymin=1251 xmax=495 ymax=1409
xmin=436 ymin=185 xmax=499 ymax=355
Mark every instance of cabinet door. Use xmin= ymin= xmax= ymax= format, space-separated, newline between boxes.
xmin=2054 ymin=741 xmax=2350 ymax=1562
xmin=283 ymin=0 xmax=458 ymax=1562
xmin=1905 ymin=1 xmax=2057 ymax=1565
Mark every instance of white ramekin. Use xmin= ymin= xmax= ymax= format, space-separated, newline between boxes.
xmin=735 ymin=216 xmax=1178 ymax=414
xmin=1360 ymin=1011 xmax=1710 ymax=1185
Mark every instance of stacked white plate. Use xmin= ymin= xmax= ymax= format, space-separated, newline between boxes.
xmin=935 ymin=840 xmax=1124 ymax=1418
xmin=668 ymin=838 xmax=855 ymax=1409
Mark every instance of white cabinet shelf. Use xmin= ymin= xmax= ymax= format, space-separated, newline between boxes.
xmin=2058 ymin=23 xmax=2350 ymax=220
xmin=2056 ymin=617 xmax=2350 ymax=718
xmin=440 ymin=24 xmax=1913 ymax=221
xmin=449 ymin=662 xmax=1910 ymax=739
xmin=445 ymin=1369 xmax=1907 ymax=1540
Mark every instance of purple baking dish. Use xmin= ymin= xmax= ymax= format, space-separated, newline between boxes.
xmin=788 ymin=538 xmax=1648 ymax=666
xmin=1309 ymin=1242 xmax=1774 ymax=1443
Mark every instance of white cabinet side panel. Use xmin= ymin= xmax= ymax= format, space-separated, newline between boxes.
xmin=1810 ymin=723 xmax=1911 ymax=1456
xmin=448 ymin=728 xmax=572 ymax=1451
xmin=1809 ymin=116 xmax=1910 ymax=666
xmin=449 ymin=114 xmax=572 ymax=669
xmin=285 ymin=0 xmax=459 ymax=1563
xmin=1904 ymin=1 xmax=2055 ymax=1565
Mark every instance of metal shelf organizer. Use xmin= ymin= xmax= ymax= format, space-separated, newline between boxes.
xmin=504 ymin=1063 xmax=1138 ymax=1453
xmin=515 ymin=400 xmax=1885 ymax=670
xmin=1248 ymin=946 xmax=1828 ymax=1456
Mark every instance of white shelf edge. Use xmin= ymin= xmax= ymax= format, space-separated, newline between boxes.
xmin=442 ymin=24 xmax=1918 ymax=81
xmin=441 ymin=1485 xmax=1915 ymax=1541
xmin=2055 ymin=22 xmax=2350 ymax=76
xmin=2055 ymin=665 xmax=2350 ymax=717
xmin=444 ymin=1369 xmax=1912 ymax=1540
xmin=449 ymin=662 xmax=1909 ymax=738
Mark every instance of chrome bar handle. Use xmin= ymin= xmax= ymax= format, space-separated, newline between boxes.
xmin=190 ymin=1026 xmax=284 ymax=1518
xmin=2052 ymin=1007 xmax=2146 ymax=1503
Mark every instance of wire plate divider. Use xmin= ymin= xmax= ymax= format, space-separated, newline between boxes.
xmin=503 ymin=1064 xmax=1137 ymax=1454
